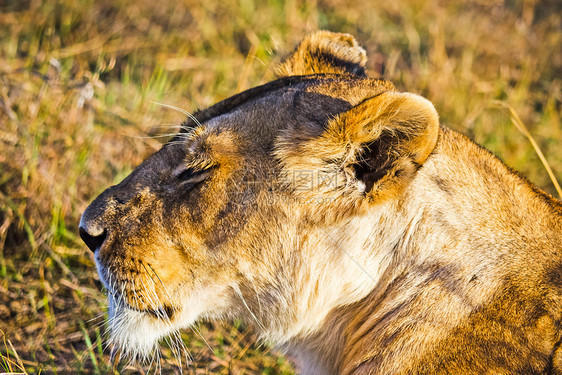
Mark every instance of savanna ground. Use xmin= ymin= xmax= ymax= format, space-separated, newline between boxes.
xmin=0 ymin=0 xmax=561 ymax=373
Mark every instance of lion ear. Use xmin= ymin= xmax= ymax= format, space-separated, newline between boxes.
xmin=330 ymin=91 xmax=439 ymax=200
xmin=274 ymin=31 xmax=367 ymax=77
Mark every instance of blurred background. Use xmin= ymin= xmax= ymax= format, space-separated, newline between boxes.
xmin=0 ymin=0 xmax=560 ymax=373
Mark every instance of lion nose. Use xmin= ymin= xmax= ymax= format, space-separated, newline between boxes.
xmin=79 ymin=226 xmax=107 ymax=253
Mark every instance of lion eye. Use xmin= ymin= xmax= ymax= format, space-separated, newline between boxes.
xmin=175 ymin=167 xmax=213 ymax=184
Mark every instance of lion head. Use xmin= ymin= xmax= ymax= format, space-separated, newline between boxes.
xmin=79 ymin=31 xmax=439 ymax=363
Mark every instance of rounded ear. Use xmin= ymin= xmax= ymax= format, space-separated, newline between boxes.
xmin=275 ymin=91 xmax=439 ymax=214
xmin=333 ymin=91 xmax=440 ymax=201
xmin=274 ymin=30 xmax=367 ymax=77
xmin=277 ymin=91 xmax=439 ymax=203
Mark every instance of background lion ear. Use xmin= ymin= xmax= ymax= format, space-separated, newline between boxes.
xmin=274 ymin=30 xmax=367 ymax=77
xmin=330 ymin=92 xmax=439 ymax=200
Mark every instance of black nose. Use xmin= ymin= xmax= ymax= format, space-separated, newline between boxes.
xmin=79 ymin=227 xmax=107 ymax=253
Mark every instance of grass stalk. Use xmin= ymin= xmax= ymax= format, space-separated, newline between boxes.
xmin=494 ymin=101 xmax=562 ymax=199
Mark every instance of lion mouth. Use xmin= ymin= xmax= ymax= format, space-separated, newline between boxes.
xmin=105 ymin=285 xmax=178 ymax=321
xmin=94 ymin=264 xmax=175 ymax=324
xmin=136 ymin=304 xmax=176 ymax=320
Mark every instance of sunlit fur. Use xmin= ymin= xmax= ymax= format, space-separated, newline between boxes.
xmin=80 ymin=31 xmax=562 ymax=374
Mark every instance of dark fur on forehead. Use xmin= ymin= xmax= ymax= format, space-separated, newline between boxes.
xmin=175 ymin=75 xmax=332 ymax=137
xmin=169 ymin=74 xmax=394 ymax=144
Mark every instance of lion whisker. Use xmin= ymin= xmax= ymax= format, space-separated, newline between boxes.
xmin=138 ymin=262 xmax=194 ymax=373
xmin=146 ymin=348 xmax=157 ymax=374
xmin=150 ymin=101 xmax=202 ymax=128
xmin=145 ymin=262 xmax=180 ymax=317
xmin=85 ymin=312 xmax=106 ymax=324
xmin=233 ymin=285 xmax=266 ymax=331
xmin=250 ymin=279 xmax=263 ymax=317
xmin=175 ymin=330 xmax=193 ymax=365
xmin=163 ymin=335 xmax=182 ymax=373
xmin=140 ymin=262 xmax=172 ymax=320
xmin=130 ymin=133 xmax=182 ymax=140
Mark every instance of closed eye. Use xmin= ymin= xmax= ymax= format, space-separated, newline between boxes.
xmin=175 ymin=167 xmax=214 ymax=184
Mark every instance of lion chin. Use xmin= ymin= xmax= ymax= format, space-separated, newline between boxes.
xmin=107 ymin=303 xmax=170 ymax=361
xmin=96 ymin=256 xmax=202 ymax=362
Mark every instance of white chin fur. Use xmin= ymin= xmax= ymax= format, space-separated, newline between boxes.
xmin=108 ymin=303 xmax=169 ymax=361
xmin=96 ymin=256 xmax=183 ymax=361
xmin=105 ymin=294 xmax=205 ymax=362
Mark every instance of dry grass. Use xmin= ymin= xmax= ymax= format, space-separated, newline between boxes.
xmin=0 ymin=0 xmax=560 ymax=373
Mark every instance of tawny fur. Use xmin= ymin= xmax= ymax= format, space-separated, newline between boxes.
xmin=80 ymin=31 xmax=562 ymax=374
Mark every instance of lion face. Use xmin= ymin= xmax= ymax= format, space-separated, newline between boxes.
xmin=80 ymin=32 xmax=439 ymax=361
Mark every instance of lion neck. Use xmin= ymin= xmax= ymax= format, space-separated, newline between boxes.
xmin=269 ymin=128 xmax=562 ymax=374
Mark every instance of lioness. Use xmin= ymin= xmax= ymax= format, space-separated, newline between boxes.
xmin=80 ymin=31 xmax=562 ymax=374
